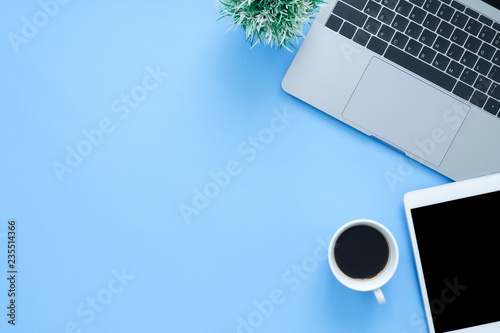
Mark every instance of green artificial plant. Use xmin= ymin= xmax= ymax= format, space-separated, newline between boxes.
xmin=218 ymin=0 xmax=323 ymax=50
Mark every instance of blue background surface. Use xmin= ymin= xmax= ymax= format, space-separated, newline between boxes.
xmin=1 ymin=1 xmax=450 ymax=332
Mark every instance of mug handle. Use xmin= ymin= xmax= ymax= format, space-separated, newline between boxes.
xmin=373 ymin=288 xmax=386 ymax=305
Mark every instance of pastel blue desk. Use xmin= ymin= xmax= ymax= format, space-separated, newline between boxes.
xmin=1 ymin=2 xmax=450 ymax=332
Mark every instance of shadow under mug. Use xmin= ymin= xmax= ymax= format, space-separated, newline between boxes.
xmin=328 ymin=219 xmax=399 ymax=305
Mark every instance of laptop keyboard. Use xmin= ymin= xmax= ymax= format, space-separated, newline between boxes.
xmin=325 ymin=0 xmax=500 ymax=118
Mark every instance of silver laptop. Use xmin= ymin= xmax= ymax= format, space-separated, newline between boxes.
xmin=282 ymin=0 xmax=500 ymax=181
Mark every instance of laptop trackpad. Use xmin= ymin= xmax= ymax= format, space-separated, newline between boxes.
xmin=342 ymin=57 xmax=470 ymax=166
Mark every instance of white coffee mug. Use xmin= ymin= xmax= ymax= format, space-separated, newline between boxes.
xmin=328 ymin=219 xmax=399 ymax=305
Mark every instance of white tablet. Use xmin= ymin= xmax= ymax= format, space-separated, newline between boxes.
xmin=404 ymin=173 xmax=500 ymax=333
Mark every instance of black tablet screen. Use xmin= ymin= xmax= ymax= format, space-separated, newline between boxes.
xmin=410 ymin=190 xmax=500 ymax=333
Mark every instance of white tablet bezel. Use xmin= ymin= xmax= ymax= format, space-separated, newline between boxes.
xmin=404 ymin=172 xmax=500 ymax=333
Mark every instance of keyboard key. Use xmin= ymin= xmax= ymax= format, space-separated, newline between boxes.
xmin=493 ymin=33 xmax=500 ymax=48
xmin=423 ymin=14 xmax=440 ymax=31
xmin=391 ymin=31 xmax=409 ymax=48
xmin=436 ymin=4 xmax=454 ymax=21
xmin=493 ymin=50 xmax=500 ymax=66
xmin=488 ymin=65 xmax=500 ymax=83
xmin=381 ymin=0 xmax=398 ymax=9
xmin=488 ymin=82 xmax=500 ymax=99
xmin=479 ymin=15 xmax=493 ymax=27
xmin=437 ymin=21 xmax=454 ymax=38
xmin=419 ymin=46 xmax=436 ymax=63
xmin=334 ymin=2 xmax=368 ymax=27
xmin=447 ymin=43 xmax=464 ymax=61
xmin=392 ymin=14 xmax=410 ymax=32
xmin=406 ymin=38 xmax=423 ymax=56
xmin=378 ymin=8 xmax=395 ymax=24
xmin=364 ymin=17 xmax=382 ymax=34
xmin=470 ymin=90 xmax=488 ymax=108
xmin=378 ymin=24 xmax=396 ymax=41
xmin=419 ymin=29 xmax=437 ymax=46
xmin=484 ymin=98 xmax=500 ymax=116
xmin=339 ymin=21 xmax=358 ymax=38
xmin=464 ymin=35 xmax=482 ymax=53
xmin=344 ymin=0 xmax=369 ymax=10
xmin=478 ymin=43 xmax=495 ymax=60
xmin=409 ymin=7 xmax=426 ymax=24
xmin=475 ymin=58 xmax=492 ymax=76
xmin=460 ymin=68 xmax=478 ymax=85
xmin=353 ymin=29 xmax=371 ymax=46
xmin=432 ymin=53 xmax=450 ymax=70
xmin=364 ymin=1 xmax=382 ymax=17
xmin=432 ymin=36 xmax=450 ymax=53
xmin=446 ymin=60 xmax=464 ymax=78
xmin=326 ymin=14 xmax=344 ymax=32
xmin=423 ymin=0 xmax=440 ymax=14
xmin=453 ymin=81 xmax=474 ymax=100
xmin=465 ymin=8 xmax=479 ymax=19
xmin=478 ymin=26 xmax=496 ymax=43
xmin=450 ymin=1 xmax=465 ymax=12
xmin=474 ymin=75 xmax=492 ymax=93
xmin=460 ymin=51 xmax=478 ymax=69
xmin=406 ymin=22 xmax=423 ymax=39
xmin=450 ymin=28 xmax=468 ymax=45
xmin=367 ymin=36 xmax=389 ymax=54
xmin=384 ymin=45 xmax=457 ymax=91
xmin=450 ymin=12 xmax=467 ymax=28
xmin=395 ymin=0 xmax=413 ymax=16
xmin=464 ymin=18 xmax=482 ymax=36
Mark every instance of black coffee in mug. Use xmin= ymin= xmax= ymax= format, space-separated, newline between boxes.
xmin=334 ymin=225 xmax=389 ymax=279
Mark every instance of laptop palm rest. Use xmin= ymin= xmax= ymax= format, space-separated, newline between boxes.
xmin=342 ymin=57 xmax=470 ymax=167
